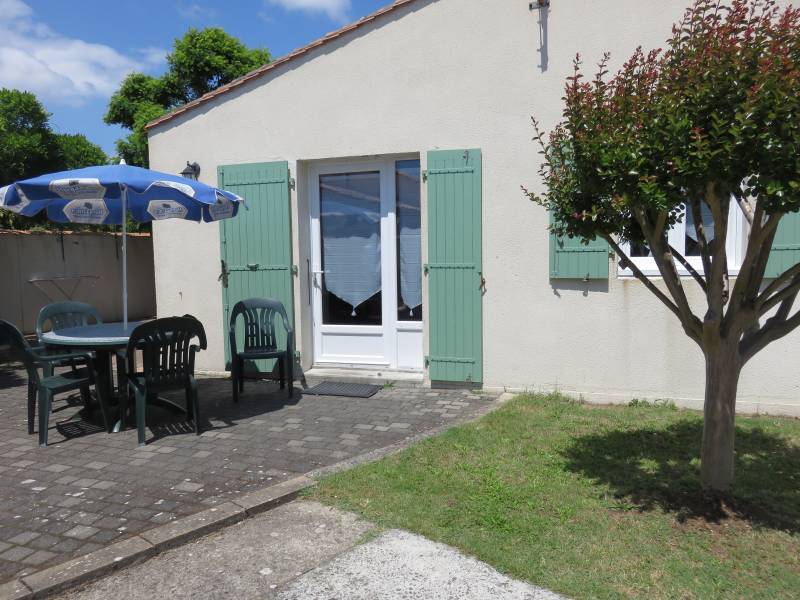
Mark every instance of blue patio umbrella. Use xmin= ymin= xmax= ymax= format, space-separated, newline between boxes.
xmin=0 ymin=162 xmax=245 ymax=329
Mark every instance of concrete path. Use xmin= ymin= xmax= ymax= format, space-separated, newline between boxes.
xmin=57 ymin=500 xmax=563 ymax=600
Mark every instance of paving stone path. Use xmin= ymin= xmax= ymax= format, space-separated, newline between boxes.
xmin=0 ymin=364 xmax=495 ymax=584
xmin=57 ymin=500 xmax=564 ymax=600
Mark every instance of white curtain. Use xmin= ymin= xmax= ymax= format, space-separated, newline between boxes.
xmin=396 ymin=162 xmax=422 ymax=315
xmin=320 ymin=173 xmax=382 ymax=315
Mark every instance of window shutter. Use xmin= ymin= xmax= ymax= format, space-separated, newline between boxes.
xmin=425 ymin=149 xmax=482 ymax=385
xmin=765 ymin=211 xmax=800 ymax=278
xmin=218 ymin=161 xmax=294 ymax=373
xmin=549 ymin=212 xmax=609 ymax=279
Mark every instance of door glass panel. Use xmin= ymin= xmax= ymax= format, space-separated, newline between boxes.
xmin=320 ymin=171 xmax=382 ymax=325
xmin=396 ymin=159 xmax=422 ymax=321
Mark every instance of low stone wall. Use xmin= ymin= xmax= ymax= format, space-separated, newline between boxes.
xmin=0 ymin=230 xmax=156 ymax=334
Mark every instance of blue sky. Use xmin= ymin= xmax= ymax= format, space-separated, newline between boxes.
xmin=1 ymin=0 xmax=389 ymax=155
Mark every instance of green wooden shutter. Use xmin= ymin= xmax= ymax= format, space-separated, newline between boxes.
xmin=549 ymin=213 xmax=609 ymax=279
xmin=425 ymin=149 xmax=482 ymax=385
xmin=218 ymin=161 xmax=294 ymax=374
xmin=765 ymin=211 xmax=800 ymax=278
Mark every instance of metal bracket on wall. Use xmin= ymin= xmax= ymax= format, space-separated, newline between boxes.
xmin=530 ymin=0 xmax=550 ymax=8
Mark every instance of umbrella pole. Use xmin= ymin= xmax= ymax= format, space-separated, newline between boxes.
xmin=121 ymin=184 xmax=128 ymax=330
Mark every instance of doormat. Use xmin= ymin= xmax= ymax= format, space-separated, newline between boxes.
xmin=304 ymin=382 xmax=382 ymax=398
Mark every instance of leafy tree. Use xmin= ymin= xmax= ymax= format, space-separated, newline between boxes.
xmin=56 ymin=133 xmax=108 ymax=170
xmin=0 ymin=89 xmax=60 ymax=189
xmin=167 ymin=28 xmax=271 ymax=102
xmin=528 ymin=0 xmax=800 ymax=492
xmin=0 ymin=89 xmax=108 ymax=230
xmin=105 ymin=28 xmax=270 ymax=167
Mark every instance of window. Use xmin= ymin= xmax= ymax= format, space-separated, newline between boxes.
xmin=396 ymin=159 xmax=422 ymax=321
xmin=619 ymin=200 xmax=747 ymax=277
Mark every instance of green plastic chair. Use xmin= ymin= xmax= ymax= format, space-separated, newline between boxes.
xmin=1 ymin=319 xmax=101 ymax=446
xmin=229 ymin=298 xmax=294 ymax=402
xmin=122 ymin=317 xmax=207 ymax=446
xmin=36 ymin=302 xmax=102 ymax=377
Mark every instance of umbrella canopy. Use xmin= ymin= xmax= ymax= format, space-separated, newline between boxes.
xmin=0 ymin=164 xmax=243 ymax=224
xmin=0 ymin=163 xmax=246 ymax=329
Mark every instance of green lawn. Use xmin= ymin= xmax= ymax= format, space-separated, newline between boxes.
xmin=310 ymin=393 xmax=800 ymax=599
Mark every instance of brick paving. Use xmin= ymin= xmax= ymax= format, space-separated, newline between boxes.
xmin=0 ymin=363 xmax=495 ymax=584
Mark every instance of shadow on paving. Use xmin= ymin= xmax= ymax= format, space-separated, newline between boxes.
xmin=562 ymin=420 xmax=800 ymax=533
xmin=0 ymin=363 xmax=26 ymax=390
xmin=147 ymin=380 xmax=302 ymax=443
xmin=0 ymin=362 xmax=496 ymax=585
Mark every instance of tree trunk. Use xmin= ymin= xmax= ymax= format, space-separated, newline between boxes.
xmin=700 ymin=344 xmax=741 ymax=492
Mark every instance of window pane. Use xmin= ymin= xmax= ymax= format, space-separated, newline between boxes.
xmin=396 ymin=159 xmax=422 ymax=321
xmin=320 ymin=171 xmax=382 ymax=325
xmin=684 ymin=202 xmax=715 ymax=256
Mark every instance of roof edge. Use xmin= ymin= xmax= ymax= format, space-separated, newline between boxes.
xmin=146 ymin=0 xmax=419 ymax=131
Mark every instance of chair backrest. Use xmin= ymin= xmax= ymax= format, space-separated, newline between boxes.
xmin=126 ymin=317 xmax=207 ymax=391
xmin=36 ymin=302 xmax=102 ymax=342
xmin=0 ymin=320 xmax=40 ymax=385
xmin=229 ymin=298 xmax=292 ymax=353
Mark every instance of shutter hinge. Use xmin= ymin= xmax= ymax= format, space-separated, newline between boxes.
xmin=291 ymin=265 xmax=298 ymax=275
xmin=289 ymin=177 xmax=296 ymax=190
xmin=422 ymin=170 xmax=428 ymax=182
xmin=423 ymin=263 xmax=429 ymax=275
xmin=424 ymin=355 xmax=429 ymax=368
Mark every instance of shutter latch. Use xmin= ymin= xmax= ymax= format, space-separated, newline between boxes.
xmin=422 ymin=170 xmax=428 ymax=182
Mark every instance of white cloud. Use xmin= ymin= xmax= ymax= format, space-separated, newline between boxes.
xmin=265 ymin=0 xmax=352 ymax=23
xmin=177 ymin=3 xmax=218 ymax=21
xmin=0 ymin=0 xmax=151 ymax=106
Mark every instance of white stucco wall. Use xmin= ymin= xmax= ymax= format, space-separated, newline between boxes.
xmin=148 ymin=0 xmax=800 ymax=416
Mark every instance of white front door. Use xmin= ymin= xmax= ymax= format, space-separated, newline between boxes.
xmin=309 ymin=158 xmax=423 ymax=369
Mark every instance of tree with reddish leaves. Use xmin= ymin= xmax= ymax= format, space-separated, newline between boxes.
xmin=528 ymin=0 xmax=800 ymax=492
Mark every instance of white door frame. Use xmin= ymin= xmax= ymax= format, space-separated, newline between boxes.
xmin=308 ymin=157 xmax=422 ymax=369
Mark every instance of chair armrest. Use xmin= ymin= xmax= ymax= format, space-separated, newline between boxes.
xmin=30 ymin=349 xmax=94 ymax=364
xmin=189 ymin=344 xmax=202 ymax=373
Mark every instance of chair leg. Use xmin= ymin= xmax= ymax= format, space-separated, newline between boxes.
xmin=79 ymin=386 xmax=92 ymax=407
xmin=38 ymin=389 xmax=51 ymax=447
xmin=232 ymin=357 xmax=239 ymax=403
xmin=135 ymin=388 xmax=147 ymax=446
xmin=287 ymin=354 xmax=294 ymax=399
xmin=119 ymin=382 xmax=130 ymax=429
xmin=278 ymin=357 xmax=285 ymax=390
xmin=27 ymin=381 xmax=37 ymax=435
xmin=239 ymin=362 xmax=245 ymax=393
xmin=189 ymin=377 xmax=200 ymax=435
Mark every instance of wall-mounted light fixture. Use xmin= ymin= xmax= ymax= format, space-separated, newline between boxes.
xmin=530 ymin=0 xmax=550 ymax=9
xmin=180 ymin=161 xmax=201 ymax=180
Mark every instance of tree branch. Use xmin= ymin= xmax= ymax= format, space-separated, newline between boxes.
xmin=734 ymin=193 xmax=756 ymax=226
xmin=691 ymin=199 xmax=712 ymax=279
xmin=668 ymin=243 xmax=708 ymax=292
xmin=704 ymin=185 xmax=730 ymax=325
xmin=756 ymin=261 xmax=800 ymax=307
xmin=741 ymin=307 xmax=800 ymax=364
xmin=605 ymin=235 xmax=686 ymax=323
xmin=726 ymin=202 xmax=781 ymax=335
xmin=756 ymin=276 xmax=800 ymax=317
xmin=631 ymin=207 xmax=704 ymax=343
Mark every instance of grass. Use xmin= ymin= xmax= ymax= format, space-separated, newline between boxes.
xmin=310 ymin=393 xmax=800 ymax=599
